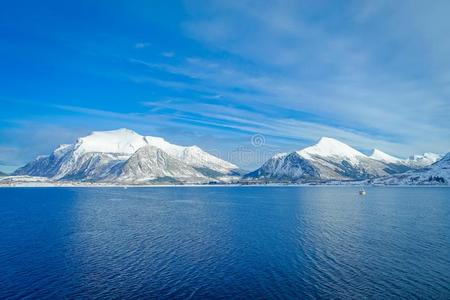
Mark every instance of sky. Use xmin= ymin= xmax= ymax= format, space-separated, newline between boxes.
xmin=1 ymin=0 xmax=450 ymax=172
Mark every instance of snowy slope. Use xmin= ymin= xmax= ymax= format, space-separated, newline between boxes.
xmin=14 ymin=129 xmax=240 ymax=182
xmin=369 ymin=149 xmax=441 ymax=169
xmin=368 ymin=149 xmax=412 ymax=173
xmin=143 ymin=136 xmax=238 ymax=175
xmin=111 ymin=145 xmax=208 ymax=183
xmin=298 ymin=137 xmax=366 ymax=165
xmin=369 ymin=149 xmax=403 ymax=164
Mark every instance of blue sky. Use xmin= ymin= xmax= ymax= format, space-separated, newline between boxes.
xmin=1 ymin=0 xmax=450 ymax=172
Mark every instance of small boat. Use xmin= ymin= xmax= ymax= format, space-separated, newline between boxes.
xmin=359 ymin=188 xmax=366 ymax=196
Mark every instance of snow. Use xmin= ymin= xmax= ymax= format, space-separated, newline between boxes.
xmin=406 ymin=152 xmax=441 ymax=168
xmin=76 ymin=128 xmax=148 ymax=155
xmin=370 ymin=149 xmax=403 ymax=164
xmin=297 ymin=137 xmax=366 ymax=164
xmin=272 ymin=152 xmax=288 ymax=159
xmin=144 ymin=136 xmax=238 ymax=171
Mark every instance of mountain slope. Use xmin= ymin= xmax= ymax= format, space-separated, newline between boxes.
xmin=369 ymin=149 xmax=412 ymax=173
xmin=369 ymin=149 xmax=403 ymax=164
xmin=14 ymin=128 xmax=240 ymax=182
xmin=110 ymin=145 xmax=208 ymax=183
xmin=143 ymin=136 xmax=240 ymax=176
xmin=244 ymin=152 xmax=319 ymax=181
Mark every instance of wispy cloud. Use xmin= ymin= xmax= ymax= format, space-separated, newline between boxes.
xmin=130 ymin=50 xmax=450 ymax=157
xmin=134 ymin=42 xmax=150 ymax=49
xmin=177 ymin=1 xmax=450 ymax=155
xmin=161 ymin=51 xmax=175 ymax=58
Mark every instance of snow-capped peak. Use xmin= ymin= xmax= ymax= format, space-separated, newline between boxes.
xmin=272 ymin=152 xmax=288 ymax=159
xmin=76 ymin=128 xmax=147 ymax=155
xmin=409 ymin=152 xmax=441 ymax=162
xmin=297 ymin=137 xmax=366 ymax=163
xmin=369 ymin=149 xmax=402 ymax=164
xmin=406 ymin=152 xmax=442 ymax=168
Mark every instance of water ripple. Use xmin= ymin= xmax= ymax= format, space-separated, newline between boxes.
xmin=0 ymin=187 xmax=449 ymax=299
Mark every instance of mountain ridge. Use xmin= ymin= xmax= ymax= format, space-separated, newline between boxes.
xmin=244 ymin=137 xmax=444 ymax=183
xmin=368 ymin=152 xmax=450 ymax=185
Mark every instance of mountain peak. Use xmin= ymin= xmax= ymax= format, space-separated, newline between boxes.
xmin=77 ymin=128 xmax=147 ymax=155
xmin=92 ymin=128 xmax=139 ymax=136
xmin=370 ymin=149 xmax=402 ymax=164
xmin=410 ymin=152 xmax=441 ymax=160
xmin=317 ymin=137 xmax=342 ymax=144
xmin=86 ymin=128 xmax=142 ymax=139
xmin=298 ymin=137 xmax=365 ymax=163
xmin=406 ymin=152 xmax=442 ymax=168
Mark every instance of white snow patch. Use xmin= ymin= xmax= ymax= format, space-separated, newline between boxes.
xmin=297 ymin=137 xmax=366 ymax=164
xmin=76 ymin=128 xmax=147 ymax=155
xmin=370 ymin=149 xmax=403 ymax=164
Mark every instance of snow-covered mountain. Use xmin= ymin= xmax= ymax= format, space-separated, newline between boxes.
xmin=14 ymin=129 xmax=241 ymax=183
xmin=405 ymin=152 xmax=441 ymax=168
xmin=368 ymin=153 xmax=450 ymax=185
xmin=369 ymin=149 xmax=441 ymax=168
xmin=245 ymin=137 xmax=417 ymax=182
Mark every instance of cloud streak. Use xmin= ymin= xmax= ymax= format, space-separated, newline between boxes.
xmin=1 ymin=1 xmax=449 ymax=171
xmin=177 ymin=0 xmax=450 ymax=155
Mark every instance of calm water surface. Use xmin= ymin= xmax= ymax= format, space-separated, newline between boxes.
xmin=0 ymin=187 xmax=449 ymax=299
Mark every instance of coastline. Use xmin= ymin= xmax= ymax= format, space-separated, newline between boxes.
xmin=1 ymin=182 xmax=448 ymax=188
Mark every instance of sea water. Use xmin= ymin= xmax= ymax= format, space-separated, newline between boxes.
xmin=0 ymin=187 xmax=449 ymax=299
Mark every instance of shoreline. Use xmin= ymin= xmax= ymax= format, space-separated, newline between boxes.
xmin=1 ymin=183 xmax=448 ymax=188
xmin=1 ymin=176 xmax=448 ymax=188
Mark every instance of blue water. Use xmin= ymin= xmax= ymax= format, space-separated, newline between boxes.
xmin=0 ymin=187 xmax=449 ymax=299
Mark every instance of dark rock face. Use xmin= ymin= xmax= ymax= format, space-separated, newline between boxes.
xmin=244 ymin=152 xmax=319 ymax=181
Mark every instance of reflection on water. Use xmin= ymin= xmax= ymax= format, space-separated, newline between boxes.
xmin=0 ymin=187 xmax=449 ymax=299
